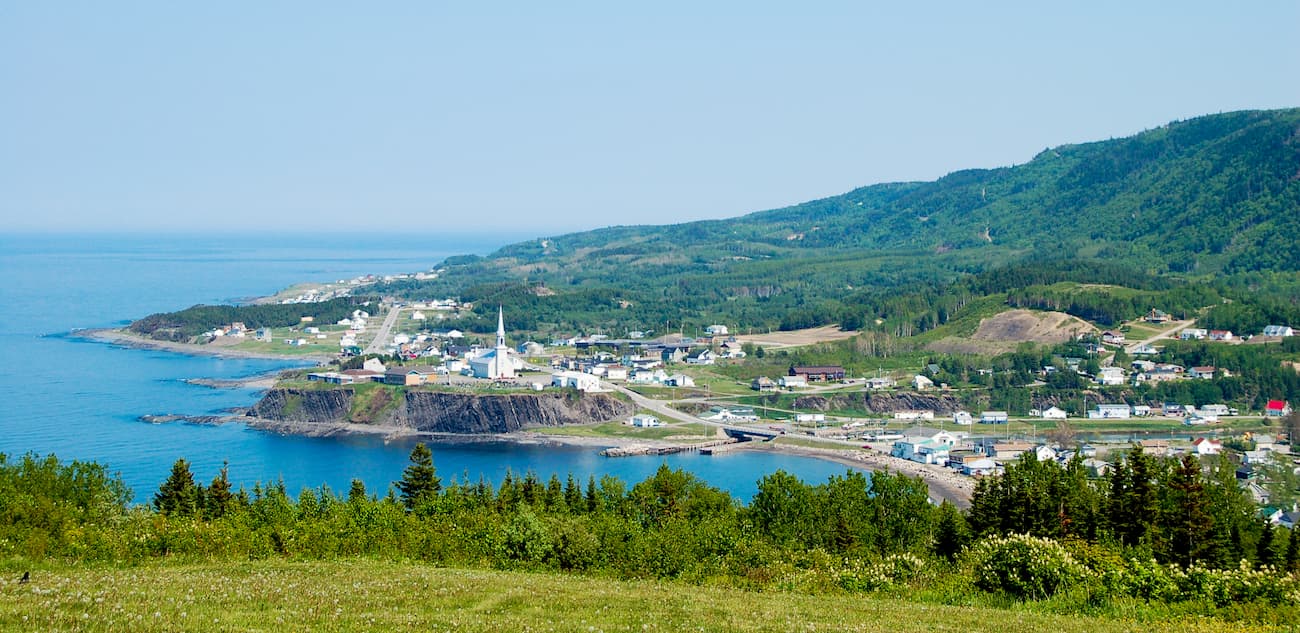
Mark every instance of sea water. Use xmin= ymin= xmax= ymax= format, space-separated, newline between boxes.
xmin=0 ymin=233 xmax=857 ymax=503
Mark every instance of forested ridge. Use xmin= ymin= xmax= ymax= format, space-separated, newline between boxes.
xmin=368 ymin=108 xmax=1300 ymax=336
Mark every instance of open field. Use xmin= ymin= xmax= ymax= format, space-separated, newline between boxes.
xmin=0 ymin=560 xmax=1269 ymax=633
xmin=733 ymin=325 xmax=858 ymax=349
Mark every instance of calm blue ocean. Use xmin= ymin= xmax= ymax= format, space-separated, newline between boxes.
xmin=0 ymin=233 xmax=856 ymax=504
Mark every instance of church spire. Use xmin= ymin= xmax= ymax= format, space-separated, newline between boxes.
xmin=496 ymin=305 xmax=506 ymax=349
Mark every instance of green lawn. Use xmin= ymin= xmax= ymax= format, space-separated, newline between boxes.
xmin=0 ymin=560 xmax=1265 ymax=632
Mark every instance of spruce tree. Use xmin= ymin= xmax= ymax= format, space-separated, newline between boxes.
xmin=154 ymin=458 xmax=201 ymax=517
xmin=1257 ymin=520 xmax=1277 ymax=569
xmin=1164 ymin=454 xmax=1212 ymax=567
xmin=564 ymin=474 xmax=583 ymax=510
xmin=585 ymin=475 xmax=599 ymax=513
xmin=1284 ymin=527 xmax=1300 ymax=573
xmin=395 ymin=443 xmax=441 ymax=511
xmin=348 ymin=479 xmax=368 ymax=503
xmin=933 ymin=501 xmax=970 ymax=561
xmin=205 ymin=461 xmax=235 ymax=519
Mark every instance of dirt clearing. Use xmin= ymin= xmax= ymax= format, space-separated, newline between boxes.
xmin=928 ymin=309 xmax=1097 ymax=355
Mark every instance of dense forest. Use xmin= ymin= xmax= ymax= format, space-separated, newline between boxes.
xmin=5 ymin=447 xmax=1300 ymax=623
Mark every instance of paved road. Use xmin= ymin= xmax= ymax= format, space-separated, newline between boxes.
xmin=363 ymin=305 xmax=403 ymax=355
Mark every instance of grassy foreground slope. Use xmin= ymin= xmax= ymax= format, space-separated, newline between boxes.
xmin=0 ymin=560 xmax=1268 ymax=633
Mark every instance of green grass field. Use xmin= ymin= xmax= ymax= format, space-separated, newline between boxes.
xmin=0 ymin=560 xmax=1268 ymax=632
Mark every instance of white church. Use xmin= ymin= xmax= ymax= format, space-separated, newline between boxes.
xmin=469 ymin=306 xmax=521 ymax=379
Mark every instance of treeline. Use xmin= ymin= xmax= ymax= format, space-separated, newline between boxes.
xmin=129 ymin=296 xmax=377 ymax=341
xmin=6 ymin=447 xmax=1300 ymax=620
xmin=1005 ymin=284 xmax=1218 ymax=326
xmin=1200 ymin=297 xmax=1300 ymax=336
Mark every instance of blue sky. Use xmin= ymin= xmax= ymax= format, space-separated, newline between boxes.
xmin=2 ymin=3 xmax=1297 ymax=235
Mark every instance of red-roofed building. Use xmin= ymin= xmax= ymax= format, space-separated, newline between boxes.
xmin=1266 ymin=400 xmax=1292 ymax=417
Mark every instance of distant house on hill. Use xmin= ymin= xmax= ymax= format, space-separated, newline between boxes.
xmin=1145 ymin=309 xmax=1171 ymax=323
xmin=790 ymin=366 xmax=845 ymax=382
xmin=1263 ymin=325 xmax=1295 ymax=337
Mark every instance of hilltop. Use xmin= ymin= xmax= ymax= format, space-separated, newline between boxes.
xmin=370 ymin=108 xmax=1300 ymax=335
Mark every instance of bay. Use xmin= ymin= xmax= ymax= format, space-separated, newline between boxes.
xmin=0 ymin=232 xmax=857 ymax=503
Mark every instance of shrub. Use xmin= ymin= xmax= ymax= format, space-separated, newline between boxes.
xmin=968 ymin=534 xmax=1085 ymax=600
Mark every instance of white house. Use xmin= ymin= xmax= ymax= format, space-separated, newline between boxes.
xmin=1041 ymin=406 xmax=1067 ymax=420
xmin=795 ymin=413 xmax=826 ymax=423
xmin=1188 ymin=366 xmax=1217 ymax=380
xmin=1192 ymin=438 xmax=1223 ymax=455
xmin=1096 ymin=367 xmax=1126 ymax=386
xmin=552 ymin=371 xmax=601 ymax=392
xmin=629 ymin=369 xmax=669 ymax=385
xmin=1131 ymin=344 xmax=1158 ymax=355
xmin=411 ymin=311 xmax=427 ymax=321
xmin=704 ymin=325 xmax=729 ymax=336
xmin=962 ymin=458 xmax=998 ymax=476
xmin=779 ymin=375 xmax=808 ymax=389
xmin=1088 ymin=403 xmax=1132 ymax=419
xmin=1263 ymin=325 xmax=1295 ymax=337
xmin=953 ymin=411 xmax=974 ymax=425
xmin=912 ymin=375 xmax=935 ymax=390
xmin=518 ymin=341 xmax=546 ymax=356
xmin=630 ymin=414 xmax=663 ymax=428
xmin=666 ymin=374 xmax=696 ymax=388
xmin=979 ymin=411 xmax=1009 ymax=424
xmin=891 ymin=437 xmax=951 ymax=465
xmin=1180 ymin=328 xmax=1208 ymax=340
xmin=865 ymin=377 xmax=896 ymax=390
xmin=685 ymin=350 xmax=717 ymax=366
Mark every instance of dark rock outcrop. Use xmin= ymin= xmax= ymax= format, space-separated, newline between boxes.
xmin=250 ymin=387 xmax=633 ymax=433
xmin=793 ymin=392 xmax=968 ymax=414
xmin=249 ymin=388 xmax=353 ymax=423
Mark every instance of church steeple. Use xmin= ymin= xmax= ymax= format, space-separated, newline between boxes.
xmin=496 ymin=305 xmax=506 ymax=350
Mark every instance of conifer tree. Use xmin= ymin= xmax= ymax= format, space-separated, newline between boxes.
xmin=154 ymin=458 xmax=201 ymax=517
xmin=205 ymin=461 xmax=235 ymax=519
xmin=348 ymin=479 xmax=368 ymax=503
xmin=1257 ymin=520 xmax=1277 ymax=569
xmin=1164 ymin=454 xmax=1212 ymax=566
xmin=585 ymin=475 xmax=599 ymax=513
xmin=564 ymin=474 xmax=583 ymax=510
xmin=395 ymin=443 xmax=441 ymax=511
xmin=933 ymin=501 xmax=970 ymax=561
xmin=1285 ymin=527 xmax=1300 ymax=573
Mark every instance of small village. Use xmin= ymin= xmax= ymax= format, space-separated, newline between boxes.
xmin=182 ymin=295 xmax=1300 ymax=518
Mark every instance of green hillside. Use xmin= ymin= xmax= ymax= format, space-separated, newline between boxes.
xmin=375 ymin=108 xmax=1300 ymax=335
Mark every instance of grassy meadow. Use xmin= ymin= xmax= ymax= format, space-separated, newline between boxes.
xmin=0 ymin=560 xmax=1274 ymax=633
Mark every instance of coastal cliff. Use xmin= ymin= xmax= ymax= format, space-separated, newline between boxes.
xmin=250 ymin=387 xmax=634 ymax=433
xmin=791 ymin=392 xmax=973 ymax=414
